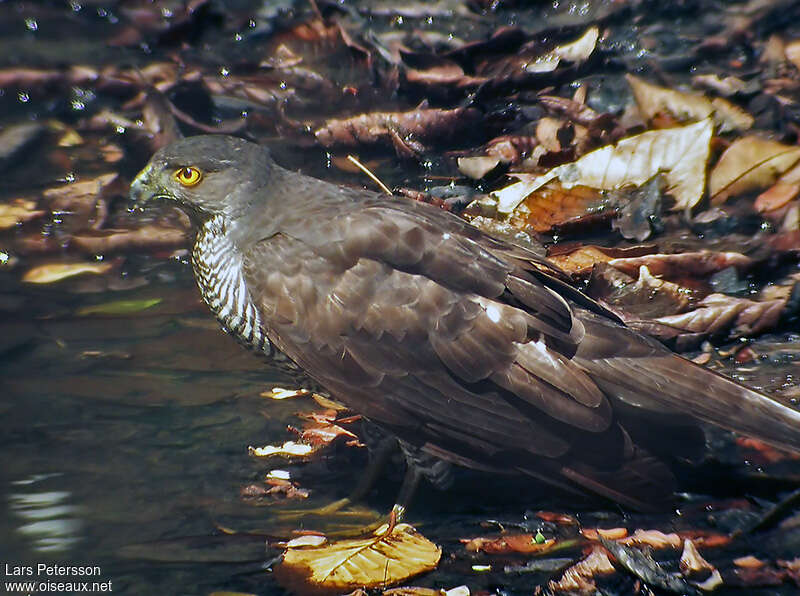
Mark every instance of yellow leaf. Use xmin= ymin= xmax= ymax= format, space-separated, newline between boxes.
xmin=494 ymin=119 xmax=713 ymax=213
xmin=626 ymin=75 xmax=753 ymax=132
xmin=276 ymin=523 xmax=441 ymax=594
xmin=0 ymin=199 xmax=45 ymax=230
xmin=709 ymin=136 xmax=800 ymax=203
xmin=22 ymin=262 xmax=112 ymax=284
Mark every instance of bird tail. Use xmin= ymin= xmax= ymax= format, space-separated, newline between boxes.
xmin=574 ymin=311 xmax=800 ymax=455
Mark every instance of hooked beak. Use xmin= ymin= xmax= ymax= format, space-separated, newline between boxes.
xmin=129 ymin=164 xmax=157 ymax=210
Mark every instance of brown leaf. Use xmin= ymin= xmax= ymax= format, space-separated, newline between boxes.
xmin=276 ymin=523 xmax=440 ymax=594
xmin=0 ymin=199 xmax=46 ymax=229
xmin=22 ymin=261 xmax=113 ymax=284
xmin=70 ymin=225 xmax=188 ymax=254
xmin=581 ymin=527 xmax=628 ymax=540
xmin=710 ymin=136 xmax=800 ymax=204
xmin=42 ymin=173 xmax=119 ymax=229
xmin=495 ymin=119 xmax=713 ymax=213
xmin=547 ymin=245 xmax=615 ymax=275
xmin=653 ymin=293 xmax=786 ymax=339
xmin=734 ymin=556 xmax=766 ymax=568
xmin=547 ymin=546 xmax=615 ymax=593
xmin=314 ymin=107 xmax=480 ymax=149
xmin=627 ymin=74 xmax=753 ymax=133
xmin=463 ymin=533 xmax=556 ymax=555
xmin=619 ymin=529 xmax=682 ymax=549
xmin=609 ymin=251 xmax=753 ymax=278
xmin=508 ymin=182 xmax=611 ymax=234
xmin=755 ymin=182 xmax=800 ymax=213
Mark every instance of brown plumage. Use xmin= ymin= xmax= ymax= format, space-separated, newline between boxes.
xmin=130 ymin=135 xmax=800 ymax=510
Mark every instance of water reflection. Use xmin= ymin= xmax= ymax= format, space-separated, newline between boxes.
xmin=9 ymin=479 xmax=83 ymax=553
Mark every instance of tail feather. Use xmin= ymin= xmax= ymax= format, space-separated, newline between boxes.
xmin=575 ymin=310 xmax=800 ymax=454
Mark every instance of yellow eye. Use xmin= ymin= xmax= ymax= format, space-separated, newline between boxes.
xmin=174 ymin=166 xmax=203 ymax=187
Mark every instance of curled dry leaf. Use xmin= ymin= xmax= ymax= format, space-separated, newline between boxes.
xmin=626 ymin=74 xmax=753 ymax=133
xmin=680 ymin=539 xmax=715 ymax=576
xmin=680 ymin=539 xmax=724 ymax=591
xmin=22 ymin=261 xmax=112 ymax=284
xmin=547 ymin=546 xmax=615 ymax=593
xmin=0 ymin=199 xmax=46 ymax=229
xmin=70 ymin=225 xmax=188 ymax=254
xmin=314 ymin=107 xmax=480 ymax=149
xmin=276 ymin=523 xmax=440 ymax=594
xmin=42 ymin=173 xmax=120 ymax=229
xmin=457 ymin=156 xmax=502 ymax=180
xmin=653 ymin=293 xmax=786 ymax=340
xmin=525 ymin=26 xmax=599 ymax=74
xmin=581 ymin=527 xmax=628 ymax=540
xmin=462 ymin=533 xmax=557 ymax=555
xmin=494 ymin=119 xmax=713 ymax=214
xmin=619 ymin=529 xmax=682 ymax=549
xmin=709 ymin=136 xmax=800 ymax=204
xmin=609 ymin=251 xmax=752 ymax=279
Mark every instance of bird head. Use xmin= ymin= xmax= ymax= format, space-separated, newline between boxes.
xmin=130 ymin=135 xmax=273 ymax=223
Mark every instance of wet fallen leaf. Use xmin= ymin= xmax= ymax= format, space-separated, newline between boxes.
xmin=709 ymin=136 xmax=800 ymax=204
xmin=70 ymin=225 xmax=188 ymax=254
xmin=0 ymin=199 xmax=46 ymax=229
xmin=599 ymin=537 xmax=695 ymax=593
xmin=261 ymin=387 xmax=311 ymax=400
xmin=508 ymin=182 xmax=610 ymax=234
xmin=755 ymin=182 xmax=800 ymax=213
xmin=457 ymin=156 xmax=502 ymax=180
xmin=680 ymin=539 xmax=715 ymax=576
xmin=276 ymin=523 xmax=440 ymax=594
xmin=609 ymin=251 xmax=752 ymax=278
xmin=463 ymin=533 xmax=557 ymax=555
xmin=75 ymin=298 xmax=162 ymax=316
xmin=0 ymin=123 xmax=45 ymax=170
xmin=627 ymin=74 xmax=753 ymax=132
xmin=547 ymin=245 xmax=616 ymax=275
xmin=42 ymin=173 xmax=119 ymax=228
xmin=314 ymin=107 xmax=480 ymax=149
xmin=286 ymin=534 xmax=327 ymax=548
xmin=619 ymin=529 xmax=682 ymax=549
xmin=248 ymin=441 xmax=315 ymax=458
xmin=734 ymin=556 xmax=765 ymax=568
xmin=526 ymin=26 xmax=599 ymax=73
xmin=547 ymin=546 xmax=615 ymax=593
xmin=581 ymin=527 xmax=628 ymax=540
xmin=22 ymin=262 xmax=113 ymax=284
xmin=680 ymin=540 xmax=723 ymax=591
xmin=653 ymin=293 xmax=786 ymax=340
xmin=494 ymin=119 xmax=713 ymax=213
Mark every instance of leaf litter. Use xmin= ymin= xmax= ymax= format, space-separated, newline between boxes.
xmin=4 ymin=1 xmax=800 ymax=594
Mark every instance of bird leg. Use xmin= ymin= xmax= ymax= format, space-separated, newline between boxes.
xmin=274 ymin=436 xmax=398 ymax=522
xmin=379 ymin=463 xmax=422 ymax=535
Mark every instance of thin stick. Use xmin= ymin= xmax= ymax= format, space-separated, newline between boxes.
xmin=347 ymin=155 xmax=393 ymax=196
